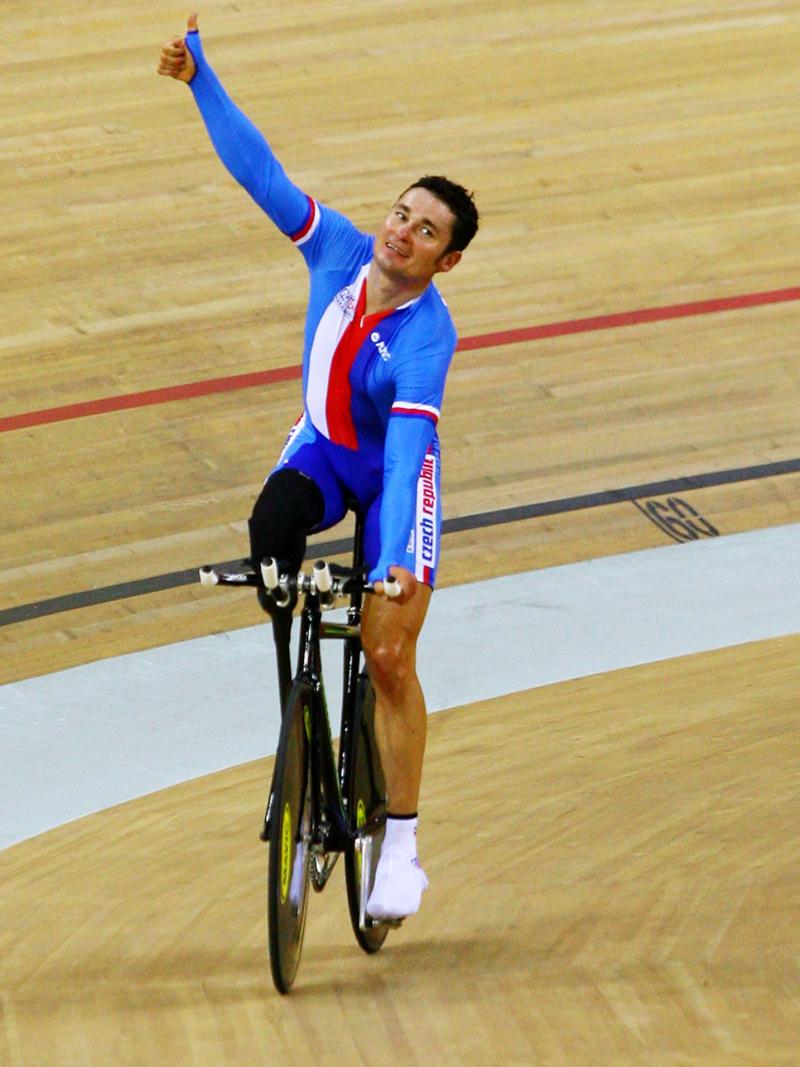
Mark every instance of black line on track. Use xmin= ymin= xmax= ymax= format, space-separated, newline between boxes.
xmin=2 ymin=457 xmax=798 ymax=628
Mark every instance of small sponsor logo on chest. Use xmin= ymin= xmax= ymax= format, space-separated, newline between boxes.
xmin=335 ymin=286 xmax=358 ymax=319
xmin=371 ymin=331 xmax=392 ymax=362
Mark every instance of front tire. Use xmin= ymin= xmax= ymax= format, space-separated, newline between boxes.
xmin=267 ymin=679 xmax=313 ymax=993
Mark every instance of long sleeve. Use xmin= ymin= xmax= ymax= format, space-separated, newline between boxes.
xmin=369 ymin=414 xmax=438 ymax=582
xmin=367 ymin=311 xmax=456 ymax=582
xmin=184 ymin=30 xmax=311 ymax=237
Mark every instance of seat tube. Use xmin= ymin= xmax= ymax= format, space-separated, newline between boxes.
xmin=298 ymin=600 xmax=320 ymax=676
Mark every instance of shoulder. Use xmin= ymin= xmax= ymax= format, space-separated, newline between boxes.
xmin=298 ymin=200 xmax=373 ymax=267
xmin=399 ymin=284 xmax=458 ymax=354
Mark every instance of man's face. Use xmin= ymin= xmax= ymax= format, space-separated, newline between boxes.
xmin=373 ymin=186 xmax=462 ymax=284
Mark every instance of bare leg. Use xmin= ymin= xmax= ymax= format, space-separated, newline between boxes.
xmin=361 ymin=583 xmax=432 ymax=815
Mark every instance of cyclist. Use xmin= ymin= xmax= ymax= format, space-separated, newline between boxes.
xmin=158 ymin=14 xmax=479 ymax=920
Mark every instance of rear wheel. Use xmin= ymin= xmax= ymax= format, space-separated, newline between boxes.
xmin=267 ymin=679 xmax=313 ymax=993
xmin=344 ymin=672 xmax=390 ymax=953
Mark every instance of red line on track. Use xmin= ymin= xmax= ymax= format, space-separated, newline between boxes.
xmin=1 ymin=366 xmax=301 ymax=433
xmin=456 ymin=286 xmax=800 ymax=351
xmin=2 ymin=286 xmax=798 ymax=434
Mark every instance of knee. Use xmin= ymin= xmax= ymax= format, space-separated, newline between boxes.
xmin=363 ymin=633 xmax=416 ymax=697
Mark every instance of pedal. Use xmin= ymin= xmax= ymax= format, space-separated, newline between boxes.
xmin=356 ymin=834 xmax=373 ymax=931
xmin=367 ymin=916 xmax=403 ymax=930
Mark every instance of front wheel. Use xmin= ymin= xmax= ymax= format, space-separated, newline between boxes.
xmin=344 ymin=672 xmax=390 ymax=953
xmin=267 ymin=678 xmax=313 ymax=993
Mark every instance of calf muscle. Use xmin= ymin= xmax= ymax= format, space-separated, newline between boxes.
xmin=361 ymin=585 xmax=432 ymax=814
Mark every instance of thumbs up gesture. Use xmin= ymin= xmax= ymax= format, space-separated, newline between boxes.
xmin=157 ymin=12 xmax=199 ymax=83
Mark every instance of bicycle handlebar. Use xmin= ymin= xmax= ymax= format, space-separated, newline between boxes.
xmin=383 ymin=576 xmax=402 ymax=598
xmin=198 ymin=558 xmax=401 ymax=605
xmin=261 ymin=557 xmax=400 ymax=606
xmin=309 ymin=560 xmax=400 ymax=598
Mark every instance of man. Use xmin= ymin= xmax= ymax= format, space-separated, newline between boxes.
xmin=158 ymin=14 xmax=478 ymax=920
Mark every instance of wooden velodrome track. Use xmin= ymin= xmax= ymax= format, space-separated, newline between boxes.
xmin=2 ymin=1 xmax=799 ymax=1063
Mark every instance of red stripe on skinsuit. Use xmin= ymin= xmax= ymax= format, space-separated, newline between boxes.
xmin=325 ymin=283 xmax=391 ymax=448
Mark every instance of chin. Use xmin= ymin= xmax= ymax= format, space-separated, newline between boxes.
xmin=377 ymin=255 xmax=410 ymax=278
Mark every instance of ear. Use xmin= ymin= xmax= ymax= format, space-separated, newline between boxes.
xmin=435 ymin=249 xmax=462 ymax=274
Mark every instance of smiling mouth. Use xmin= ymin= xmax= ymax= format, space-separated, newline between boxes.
xmin=386 ymin=241 xmax=410 ymax=259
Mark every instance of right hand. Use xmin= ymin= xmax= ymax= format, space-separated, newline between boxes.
xmin=156 ymin=12 xmax=198 ymax=83
xmin=373 ymin=565 xmax=418 ymax=605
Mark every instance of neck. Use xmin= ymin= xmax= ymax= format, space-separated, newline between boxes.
xmin=365 ymin=260 xmax=429 ymax=316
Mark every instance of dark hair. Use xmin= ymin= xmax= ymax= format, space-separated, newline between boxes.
xmin=404 ymin=175 xmax=479 ymax=254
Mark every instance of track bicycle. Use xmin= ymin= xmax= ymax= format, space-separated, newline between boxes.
xmin=199 ymin=507 xmax=400 ymax=993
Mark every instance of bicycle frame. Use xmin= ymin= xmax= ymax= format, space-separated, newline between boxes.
xmin=284 ymin=508 xmax=371 ymax=883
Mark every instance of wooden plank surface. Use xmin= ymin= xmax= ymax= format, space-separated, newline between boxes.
xmin=2 ymin=637 xmax=798 ymax=1064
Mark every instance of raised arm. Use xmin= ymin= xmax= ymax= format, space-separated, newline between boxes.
xmin=157 ymin=13 xmax=311 ymax=238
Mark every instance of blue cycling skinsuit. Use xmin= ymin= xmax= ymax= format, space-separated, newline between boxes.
xmin=185 ymin=30 xmax=457 ymax=586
